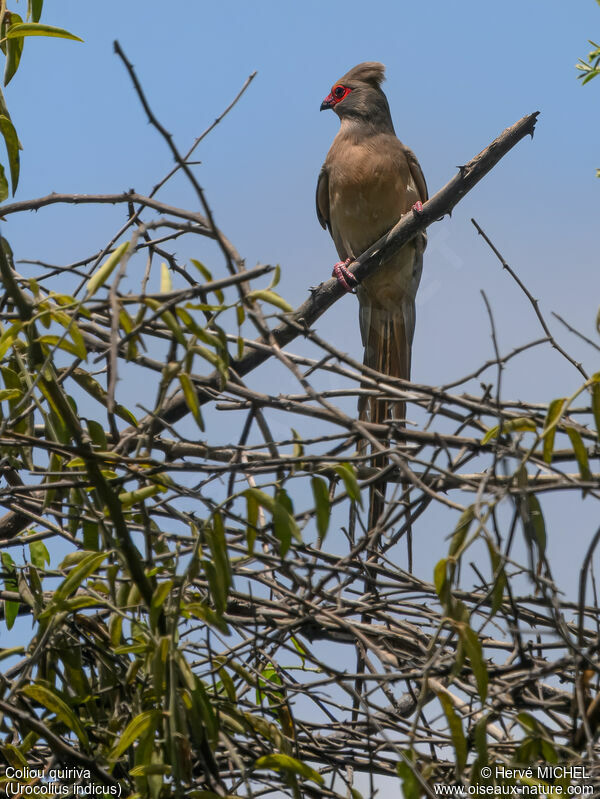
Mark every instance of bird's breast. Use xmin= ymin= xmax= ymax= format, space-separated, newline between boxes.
xmin=327 ymin=139 xmax=413 ymax=258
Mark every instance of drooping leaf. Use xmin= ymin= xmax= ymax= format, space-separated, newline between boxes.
xmin=178 ymin=372 xmax=204 ymax=430
xmin=108 ymin=710 xmax=160 ymax=762
xmin=6 ymin=23 xmax=83 ymax=42
xmin=0 ymin=115 xmax=20 ymax=193
xmin=247 ymin=289 xmax=293 ymax=313
xmin=457 ymin=622 xmax=488 ymax=702
xmin=566 ymin=427 xmax=592 ymax=483
xmin=334 ymin=462 xmax=363 ymax=507
xmin=591 ymin=378 xmax=600 ymax=440
xmin=160 ymin=261 xmax=172 ymax=293
xmin=254 ymin=753 xmax=324 ymax=785
xmin=541 ymin=397 xmax=566 ymax=464
xmin=396 ymin=750 xmax=421 ymax=799
xmin=21 ymin=684 xmax=89 ymax=748
xmin=311 ymin=476 xmax=331 ymax=540
xmin=4 ymin=14 xmax=24 ymax=87
xmin=0 ymin=162 xmax=8 ymax=202
xmin=449 ymin=505 xmax=475 ymax=557
xmin=437 ymin=691 xmax=467 ymax=774
xmin=30 ymin=1 xmax=44 ymax=23
xmin=86 ymin=242 xmax=130 ymax=297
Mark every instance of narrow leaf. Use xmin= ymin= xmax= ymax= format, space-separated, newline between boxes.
xmin=86 ymin=242 xmax=130 ymax=297
xmin=254 ymin=753 xmax=324 ymax=785
xmin=566 ymin=427 xmax=592 ymax=482
xmin=6 ymin=23 xmax=83 ymax=42
xmin=178 ymin=372 xmax=204 ymax=430
xmin=437 ymin=691 xmax=467 ymax=773
xmin=481 ymin=417 xmax=536 ymax=444
xmin=458 ymin=623 xmax=488 ymax=702
xmin=541 ymin=397 xmax=566 ymax=464
xmin=0 ymin=115 xmax=20 ymax=193
xmin=21 ymin=684 xmax=89 ymax=748
xmin=247 ymin=289 xmax=293 ymax=313
xmin=334 ymin=462 xmax=363 ymax=507
xmin=109 ymin=710 xmax=160 ymax=761
xmin=311 ymin=476 xmax=331 ymax=540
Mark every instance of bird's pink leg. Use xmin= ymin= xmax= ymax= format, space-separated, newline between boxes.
xmin=412 ymin=201 xmax=423 ymax=213
xmin=332 ymin=258 xmax=357 ymax=293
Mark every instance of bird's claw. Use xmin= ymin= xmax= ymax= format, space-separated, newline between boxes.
xmin=332 ymin=258 xmax=358 ymax=293
xmin=412 ymin=201 xmax=423 ymax=214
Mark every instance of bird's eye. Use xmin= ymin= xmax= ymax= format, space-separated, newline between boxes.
xmin=333 ymin=85 xmax=345 ymax=99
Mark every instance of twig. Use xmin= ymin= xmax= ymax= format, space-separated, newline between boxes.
xmin=472 ymin=218 xmax=588 ymax=379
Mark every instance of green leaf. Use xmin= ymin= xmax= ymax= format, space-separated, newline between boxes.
xmin=433 ymin=558 xmax=449 ymax=602
xmin=86 ymin=242 xmax=130 ymax=297
xmin=109 ymin=710 xmax=160 ymax=761
xmin=178 ymin=372 xmax=204 ymax=430
xmin=151 ymin=580 xmax=173 ymax=611
xmin=591 ymin=379 xmax=600 ymax=440
xmin=481 ymin=416 xmax=537 ymax=444
xmin=245 ymin=490 xmax=258 ymax=554
xmin=1 ymin=552 xmax=18 ymax=629
xmin=396 ymin=751 xmax=421 ymax=799
xmin=485 ymin=538 xmax=506 ymax=616
xmin=0 ymin=387 xmax=21 ymax=401
xmin=254 ymin=753 xmax=324 ymax=785
xmin=311 ymin=476 xmax=331 ymax=540
xmin=21 ymin=684 xmax=89 ymax=748
xmin=247 ymin=289 xmax=293 ymax=313
xmin=541 ymin=397 xmax=566 ymax=464
xmin=566 ymin=427 xmax=592 ymax=483
xmin=37 ymin=334 xmax=85 ymax=359
xmin=144 ymin=297 xmax=187 ymax=346
xmin=30 ymin=1 xmax=44 ymax=23
xmin=160 ymin=261 xmax=172 ymax=293
xmin=53 ymin=551 xmax=108 ymax=603
xmin=470 ymin=716 xmax=490 ymax=785
xmin=29 ymin=540 xmax=50 ymax=568
xmin=6 ymin=23 xmax=83 ymax=42
xmin=244 ymin=488 xmax=275 ymax=514
xmin=185 ymin=601 xmax=230 ymax=635
xmin=205 ymin=512 xmax=232 ymax=613
xmin=4 ymin=14 xmax=24 ymax=87
xmin=273 ymin=488 xmax=301 ymax=556
xmin=0 ymin=115 xmax=20 ymax=194
xmin=437 ymin=691 xmax=467 ymax=774
xmin=457 ymin=622 xmax=488 ymax=702
xmin=449 ymin=505 xmax=474 ymax=557
xmin=334 ymin=462 xmax=363 ymax=507
xmin=86 ymin=418 xmax=108 ymax=449
xmin=0 ymin=162 xmax=8 ymax=202
xmin=118 ymin=484 xmax=164 ymax=509
xmin=523 ymin=493 xmax=546 ymax=556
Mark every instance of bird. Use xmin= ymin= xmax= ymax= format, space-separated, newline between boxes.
xmin=316 ymin=61 xmax=427 ymax=529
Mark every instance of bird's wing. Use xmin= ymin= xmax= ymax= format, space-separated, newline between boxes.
xmin=315 ymin=166 xmax=330 ymax=231
xmin=404 ymin=144 xmax=428 ymax=203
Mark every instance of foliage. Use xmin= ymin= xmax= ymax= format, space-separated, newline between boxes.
xmin=0 ymin=0 xmax=81 ymax=200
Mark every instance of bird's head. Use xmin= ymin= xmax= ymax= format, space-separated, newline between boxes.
xmin=320 ymin=62 xmax=393 ymax=129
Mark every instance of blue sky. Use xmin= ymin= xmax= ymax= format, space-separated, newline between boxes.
xmin=1 ymin=0 xmax=599 ymax=586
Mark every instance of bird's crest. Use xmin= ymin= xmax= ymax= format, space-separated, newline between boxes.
xmin=338 ymin=62 xmax=386 ymax=88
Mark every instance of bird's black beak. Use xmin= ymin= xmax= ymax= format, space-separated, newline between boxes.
xmin=320 ymin=93 xmax=335 ymax=111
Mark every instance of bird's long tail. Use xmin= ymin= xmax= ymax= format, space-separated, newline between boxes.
xmin=358 ymin=301 xmax=412 ymax=535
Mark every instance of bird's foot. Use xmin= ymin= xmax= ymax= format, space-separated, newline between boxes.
xmin=412 ymin=201 xmax=423 ymax=214
xmin=332 ymin=258 xmax=358 ymax=293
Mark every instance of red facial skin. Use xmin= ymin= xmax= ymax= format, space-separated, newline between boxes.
xmin=320 ymin=84 xmax=352 ymax=111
